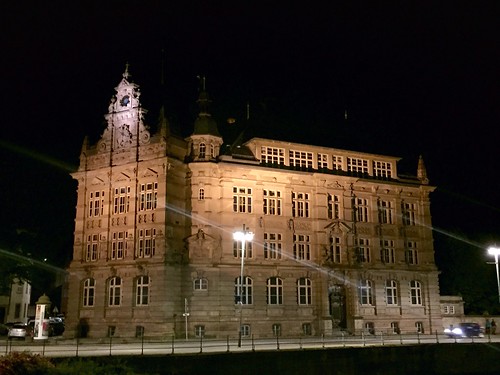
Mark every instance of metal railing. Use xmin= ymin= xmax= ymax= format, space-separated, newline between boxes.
xmin=1 ymin=331 xmax=498 ymax=358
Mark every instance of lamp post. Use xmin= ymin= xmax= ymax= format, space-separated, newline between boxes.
xmin=233 ymin=225 xmax=254 ymax=347
xmin=487 ymin=246 xmax=500 ymax=303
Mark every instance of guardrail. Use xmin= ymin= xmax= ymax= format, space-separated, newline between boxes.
xmin=1 ymin=332 xmax=498 ymax=358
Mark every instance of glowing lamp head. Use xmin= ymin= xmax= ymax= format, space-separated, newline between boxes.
xmin=488 ymin=247 xmax=500 ymax=256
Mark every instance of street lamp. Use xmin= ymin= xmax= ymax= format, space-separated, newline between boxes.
xmin=487 ymin=246 xmax=500 ymax=303
xmin=233 ymin=225 xmax=254 ymax=347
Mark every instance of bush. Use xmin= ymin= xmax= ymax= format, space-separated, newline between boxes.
xmin=0 ymin=352 xmax=54 ymax=374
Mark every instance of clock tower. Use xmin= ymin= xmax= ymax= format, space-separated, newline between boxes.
xmin=97 ymin=64 xmax=150 ymax=155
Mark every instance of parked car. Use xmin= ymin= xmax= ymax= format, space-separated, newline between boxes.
xmin=8 ymin=324 xmax=32 ymax=339
xmin=444 ymin=322 xmax=483 ymax=338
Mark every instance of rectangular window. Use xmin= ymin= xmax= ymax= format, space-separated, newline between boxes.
xmin=14 ymin=303 xmax=21 ymax=319
xmin=233 ymin=187 xmax=252 ymax=213
xmin=332 ymin=155 xmax=343 ymax=170
xmin=385 ymin=280 xmax=398 ymax=305
xmin=402 ymin=202 xmax=417 ymax=226
xmin=359 ymin=280 xmax=373 ymax=305
xmin=405 ymin=241 xmax=419 ymax=265
xmin=297 ymin=278 xmax=312 ymax=305
xmin=272 ymin=323 xmax=281 ymax=337
xmin=138 ymin=229 xmax=156 ymax=258
xmin=195 ymin=325 xmax=205 ymax=338
xmin=267 ymin=277 xmax=283 ymax=305
xmin=355 ymin=238 xmax=370 ymax=263
xmin=347 ymin=157 xmax=368 ymax=174
xmin=293 ymin=234 xmax=310 ymax=260
xmin=233 ymin=239 xmax=253 ymax=258
xmin=373 ymin=161 xmax=392 ymax=178
xmin=261 ymin=146 xmax=285 ymax=165
xmin=328 ymin=194 xmax=340 ymax=219
xmin=241 ymin=324 xmax=251 ymax=337
xmin=263 ymin=190 xmax=282 ymax=215
xmin=88 ymin=191 xmax=105 ymax=217
xmin=410 ymin=280 xmax=422 ymax=305
xmin=328 ymin=236 xmax=342 ymax=263
xmin=380 ymin=240 xmax=395 ymax=264
xmin=302 ymin=323 xmax=312 ymax=336
xmin=108 ymin=277 xmax=121 ymax=306
xmin=139 ymin=183 xmax=158 ymax=211
xmin=113 ymin=186 xmax=130 ymax=214
xmin=378 ymin=200 xmax=393 ymax=224
xmin=264 ymin=232 xmax=282 ymax=259
xmin=289 ymin=150 xmax=313 ymax=168
xmin=136 ymin=276 xmax=149 ymax=306
xmin=317 ymin=153 xmax=328 ymax=169
xmin=292 ymin=192 xmax=310 ymax=218
xmin=111 ymin=231 xmax=126 ymax=260
xmin=198 ymin=188 xmax=205 ymax=200
xmin=86 ymin=234 xmax=99 ymax=262
xmin=83 ymin=279 xmax=95 ymax=307
xmin=354 ymin=198 xmax=369 ymax=222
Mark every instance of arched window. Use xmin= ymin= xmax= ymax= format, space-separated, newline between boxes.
xmin=199 ymin=143 xmax=206 ymax=158
xmin=385 ymin=280 xmax=398 ymax=305
xmin=108 ymin=277 xmax=122 ymax=306
xmin=82 ymin=278 xmax=95 ymax=307
xmin=358 ymin=279 xmax=373 ymax=305
xmin=234 ymin=276 xmax=253 ymax=304
xmin=136 ymin=276 xmax=149 ymax=306
xmin=297 ymin=278 xmax=312 ymax=305
xmin=410 ymin=280 xmax=422 ymax=305
xmin=210 ymin=143 xmax=216 ymax=158
xmin=267 ymin=277 xmax=283 ymax=305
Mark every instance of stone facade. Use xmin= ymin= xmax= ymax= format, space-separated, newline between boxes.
xmin=63 ymin=67 xmax=443 ymax=339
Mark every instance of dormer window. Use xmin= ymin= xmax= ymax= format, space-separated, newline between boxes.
xmin=199 ymin=143 xmax=206 ymax=159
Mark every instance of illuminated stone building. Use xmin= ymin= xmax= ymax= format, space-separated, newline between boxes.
xmin=63 ymin=67 xmax=442 ymax=339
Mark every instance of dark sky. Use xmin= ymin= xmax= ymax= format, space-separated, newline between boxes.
xmin=2 ymin=2 xmax=500 ymax=284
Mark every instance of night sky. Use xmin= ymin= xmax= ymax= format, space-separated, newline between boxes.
xmin=2 ymin=2 xmax=500 ymax=307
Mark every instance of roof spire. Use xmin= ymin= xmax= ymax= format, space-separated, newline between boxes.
xmin=123 ymin=62 xmax=130 ymax=80
xmin=417 ymin=155 xmax=429 ymax=185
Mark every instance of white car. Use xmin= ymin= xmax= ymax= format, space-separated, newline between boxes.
xmin=8 ymin=324 xmax=31 ymax=339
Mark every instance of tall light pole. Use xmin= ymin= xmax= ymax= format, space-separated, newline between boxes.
xmin=233 ymin=225 xmax=254 ymax=347
xmin=487 ymin=246 xmax=500 ymax=304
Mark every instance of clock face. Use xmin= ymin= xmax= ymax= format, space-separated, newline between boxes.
xmin=120 ymin=95 xmax=130 ymax=107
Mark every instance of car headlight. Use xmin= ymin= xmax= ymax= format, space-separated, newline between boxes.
xmin=452 ymin=328 xmax=463 ymax=335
